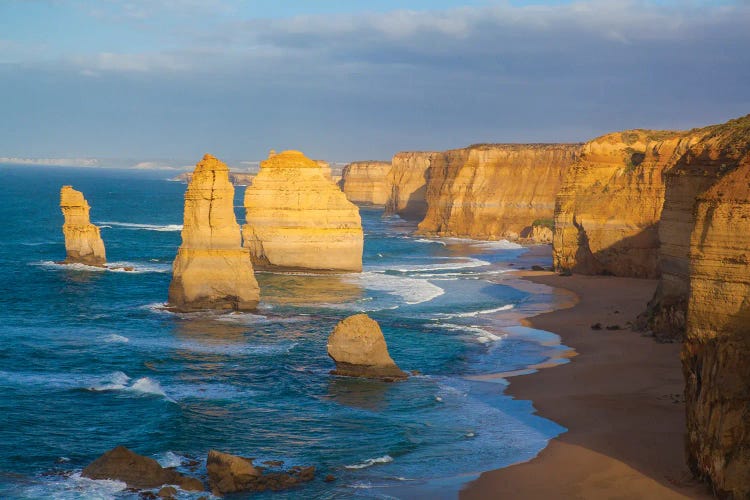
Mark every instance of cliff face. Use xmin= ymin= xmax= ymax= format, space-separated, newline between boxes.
xmin=340 ymin=161 xmax=392 ymax=205
xmin=168 ymin=154 xmax=259 ymax=312
xmin=384 ymin=152 xmax=438 ymax=220
xmin=243 ymin=150 xmax=363 ymax=272
xmin=679 ymin=117 xmax=750 ymax=497
xmin=553 ymin=130 xmax=700 ymax=278
xmin=416 ymin=144 xmax=580 ymax=241
xmin=60 ymin=186 xmax=107 ymax=266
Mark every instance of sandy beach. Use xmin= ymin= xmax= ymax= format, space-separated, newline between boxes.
xmin=461 ymin=268 xmax=713 ymax=499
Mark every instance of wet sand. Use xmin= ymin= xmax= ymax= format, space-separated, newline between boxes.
xmin=461 ymin=267 xmax=713 ymax=499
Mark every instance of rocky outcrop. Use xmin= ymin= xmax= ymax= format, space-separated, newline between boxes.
xmin=316 ymin=160 xmax=332 ymax=180
xmin=677 ymin=116 xmax=750 ymax=497
xmin=340 ymin=161 xmax=392 ymax=205
xmin=327 ymin=314 xmax=407 ymax=381
xmin=553 ymin=130 xmax=702 ymax=278
xmin=417 ymin=144 xmax=580 ymax=241
xmin=59 ymin=186 xmax=106 ymax=266
xmin=207 ymin=450 xmax=315 ymax=495
xmin=82 ymin=446 xmax=204 ymax=491
xmin=243 ymin=150 xmax=363 ymax=272
xmin=384 ymin=151 xmax=438 ymax=220
xmin=168 ymin=154 xmax=260 ymax=312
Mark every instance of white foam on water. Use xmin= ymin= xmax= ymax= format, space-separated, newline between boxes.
xmin=89 ymin=371 xmax=131 ymax=391
xmin=97 ymin=221 xmax=183 ymax=232
xmin=348 ymin=272 xmax=445 ymax=305
xmin=25 ymin=472 xmax=127 ymax=500
xmin=414 ymin=238 xmax=447 ymax=246
xmin=437 ymin=323 xmax=506 ymax=344
xmin=33 ymin=261 xmax=170 ymax=274
xmin=156 ymin=451 xmax=184 ymax=468
xmin=441 ymin=237 xmax=524 ymax=250
xmin=129 ymin=377 xmax=169 ymax=398
xmin=101 ymin=334 xmax=129 ymax=343
xmin=34 ymin=261 xmax=106 ymax=272
xmin=438 ymin=304 xmax=514 ymax=319
xmin=373 ymin=256 xmax=490 ymax=273
xmin=344 ymin=455 xmax=394 ymax=470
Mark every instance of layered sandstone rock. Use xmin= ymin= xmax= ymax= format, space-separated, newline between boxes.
xmin=553 ymin=129 xmax=701 ymax=278
xmin=384 ymin=151 xmax=438 ymax=220
xmin=340 ymin=161 xmax=392 ymax=205
xmin=316 ymin=160 xmax=332 ymax=180
xmin=243 ymin=150 xmax=363 ymax=272
xmin=327 ymin=314 xmax=407 ymax=381
xmin=417 ymin=144 xmax=580 ymax=241
xmin=168 ymin=154 xmax=260 ymax=312
xmin=59 ymin=186 xmax=107 ymax=266
xmin=682 ymin=116 xmax=750 ymax=496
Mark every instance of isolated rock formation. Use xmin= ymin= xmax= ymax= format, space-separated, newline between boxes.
xmin=384 ymin=151 xmax=439 ymax=220
xmin=553 ymin=129 xmax=701 ymax=278
xmin=243 ymin=150 xmax=363 ymax=272
xmin=168 ymin=154 xmax=260 ymax=311
xmin=340 ymin=161 xmax=392 ymax=205
xmin=172 ymin=171 xmax=255 ymax=186
xmin=417 ymin=144 xmax=580 ymax=241
xmin=207 ymin=450 xmax=315 ymax=495
xmin=82 ymin=446 xmax=204 ymax=491
xmin=59 ymin=186 xmax=107 ymax=266
xmin=327 ymin=314 xmax=407 ymax=381
xmin=676 ymin=116 xmax=750 ymax=498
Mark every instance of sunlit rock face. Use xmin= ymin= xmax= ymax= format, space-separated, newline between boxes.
xmin=243 ymin=150 xmax=363 ymax=272
xmin=340 ymin=161 xmax=392 ymax=205
xmin=417 ymin=144 xmax=580 ymax=242
xmin=168 ymin=154 xmax=259 ymax=312
xmin=60 ymin=185 xmax=107 ymax=266
xmin=384 ymin=151 xmax=439 ymax=221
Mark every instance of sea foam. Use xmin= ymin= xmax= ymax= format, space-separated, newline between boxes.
xmin=344 ymin=455 xmax=394 ymax=470
xmin=96 ymin=221 xmax=183 ymax=232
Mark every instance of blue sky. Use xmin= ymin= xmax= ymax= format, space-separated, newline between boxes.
xmin=1 ymin=0 xmax=748 ymax=166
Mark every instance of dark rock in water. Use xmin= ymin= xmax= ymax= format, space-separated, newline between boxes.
xmin=262 ymin=460 xmax=284 ymax=468
xmin=157 ymin=485 xmax=177 ymax=499
xmin=531 ymin=265 xmax=545 ymax=271
xmin=138 ymin=492 xmax=157 ymax=500
xmin=605 ymin=324 xmax=622 ymax=331
xmin=82 ymin=446 xmax=204 ymax=491
xmin=207 ymin=450 xmax=314 ymax=495
xmin=324 ymin=474 xmax=336 ymax=482
xmin=591 ymin=323 xmax=602 ymax=330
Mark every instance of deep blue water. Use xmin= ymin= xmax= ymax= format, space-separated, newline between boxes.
xmin=0 ymin=165 xmax=567 ymax=499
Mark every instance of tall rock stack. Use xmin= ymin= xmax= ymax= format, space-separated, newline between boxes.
xmin=168 ymin=154 xmax=259 ymax=311
xmin=340 ymin=161 xmax=392 ymax=205
xmin=243 ymin=150 xmax=363 ymax=272
xmin=60 ymin=186 xmax=107 ymax=266
xmin=384 ymin=151 xmax=439 ymax=220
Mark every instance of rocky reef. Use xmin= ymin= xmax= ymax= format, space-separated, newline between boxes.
xmin=417 ymin=144 xmax=580 ymax=241
xmin=340 ymin=161 xmax=392 ymax=205
xmin=59 ymin=186 xmax=107 ymax=266
xmin=327 ymin=313 xmax=408 ymax=381
xmin=243 ymin=150 xmax=363 ymax=272
xmin=207 ymin=450 xmax=315 ymax=495
xmin=168 ymin=154 xmax=260 ymax=312
xmin=384 ymin=151 xmax=438 ymax=220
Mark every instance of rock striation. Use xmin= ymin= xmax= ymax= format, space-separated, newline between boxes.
xmin=59 ymin=186 xmax=107 ymax=266
xmin=327 ymin=313 xmax=407 ymax=381
xmin=168 ymin=154 xmax=260 ymax=312
xmin=417 ymin=144 xmax=580 ymax=241
xmin=384 ymin=151 xmax=439 ymax=220
xmin=243 ymin=150 xmax=363 ymax=272
xmin=340 ymin=161 xmax=392 ymax=205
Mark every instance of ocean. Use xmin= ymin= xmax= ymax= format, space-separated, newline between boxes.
xmin=0 ymin=165 xmax=567 ymax=499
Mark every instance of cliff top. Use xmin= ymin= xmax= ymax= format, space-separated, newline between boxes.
xmin=194 ymin=153 xmax=229 ymax=173
xmin=60 ymin=185 xmax=88 ymax=208
xmin=260 ymin=150 xmax=320 ymax=169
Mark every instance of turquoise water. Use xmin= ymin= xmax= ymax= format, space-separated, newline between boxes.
xmin=0 ymin=165 xmax=566 ymax=499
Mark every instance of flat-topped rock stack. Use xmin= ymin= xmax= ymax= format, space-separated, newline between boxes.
xmin=340 ymin=161 xmax=392 ymax=205
xmin=59 ymin=185 xmax=107 ymax=266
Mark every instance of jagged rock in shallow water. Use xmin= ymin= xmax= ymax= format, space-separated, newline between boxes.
xmin=243 ymin=150 xmax=363 ymax=272
xmin=340 ymin=161 xmax=392 ymax=205
xmin=327 ymin=313 xmax=408 ymax=381
xmin=207 ymin=450 xmax=315 ymax=495
xmin=82 ymin=446 xmax=203 ymax=491
xmin=59 ymin=186 xmax=106 ymax=266
xmin=168 ymin=154 xmax=259 ymax=312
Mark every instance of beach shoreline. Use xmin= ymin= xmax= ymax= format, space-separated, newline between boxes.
xmin=461 ymin=259 xmax=713 ymax=499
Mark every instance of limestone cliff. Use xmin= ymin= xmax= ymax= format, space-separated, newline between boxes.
xmin=682 ymin=115 xmax=750 ymax=497
xmin=340 ymin=161 xmax=392 ymax=205
xmin=243 ymin=150 xmax=363 ymax=272
xmin=316 ymin=160 xmax=332 ymax=180
xmin=553 ymin=129 xmax=701 ymax=278
xmin=384 ymin=151 xmax=438 ymax=220
xmin=168 ymin=154 xmax=259 ymax=312
xmin=60 ymin=186 xmax=107 ymax=266
xmin=416 ymin=144 xmax=580 ymax=241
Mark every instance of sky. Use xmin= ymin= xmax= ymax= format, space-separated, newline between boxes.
xmin=0 ymin=0 xmax=748 ymax=166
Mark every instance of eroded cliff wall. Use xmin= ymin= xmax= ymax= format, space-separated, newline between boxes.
xmin=340 ymin=161 xmax=392 ymax=205
xmin=60 ymin=186 xmax=107 ymax=266
xmin=384 ymin=152 xmax=438 ymax=220
xmin=416 ymin=144 xmax=580 ymax=241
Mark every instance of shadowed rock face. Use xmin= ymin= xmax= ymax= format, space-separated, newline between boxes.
xmin=60 ymin=186 xmax=106 ymax=266
xmin=243 ymin=150 xmax=363 ymax=272
xmin=340 ymin=161 xmax=392 ymax=205
xmin=417 ymin=144 xmax=580 ymax=242
xmin=327 ymin=314 xmax=407 ymax=381
xmin=384 ymin=151 xmax=439 ymax=221
xmin=168 ymin=154 xmax=259 ymax=312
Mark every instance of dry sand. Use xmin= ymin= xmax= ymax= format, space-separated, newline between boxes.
xmin=461 ymin=269 xmax=713 ymax=499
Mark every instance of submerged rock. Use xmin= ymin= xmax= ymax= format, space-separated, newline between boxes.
xmin=206 ymin=450 xmax=314 ymax=495
xmin=59 ymin=186 xmax=106 ymax=266
xmin=82 ymin=446 xmax=204 ymax=491
xmin=168 ymin=154 xmax=260 ymax=312
xmin=327 ymin=314 xmax=408 ymax=381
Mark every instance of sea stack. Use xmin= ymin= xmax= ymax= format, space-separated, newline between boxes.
xmin=243 ymin=150 xmax=363 ymax=272
xmin=60 ymin=186 xmax=107 ymax=266
xmin=168 ymin=154 xmax=259 ymax=312
xmin=327 ymin=314 xmax=408 ymax=381
xmin=340 ymin=161 xmax=392 ymax=205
